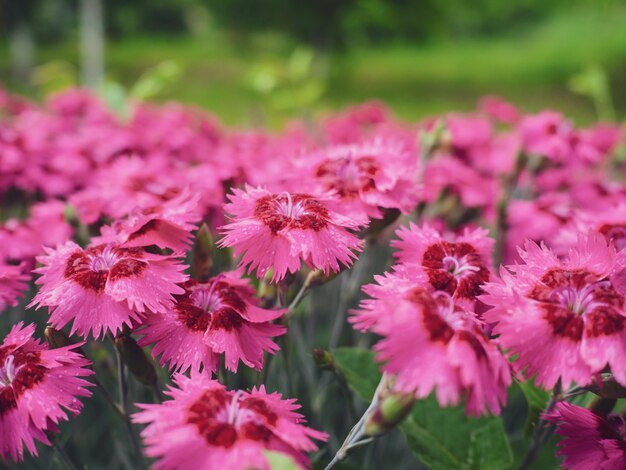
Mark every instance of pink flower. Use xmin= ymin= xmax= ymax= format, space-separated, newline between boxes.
xmin=481 ymin=231 xmax=626 ymax=389
xmin=519 ymin=110 xmax=575 ymax=162
xmin=219 ymin=186 xmax=364 ymax=281
xmin=555 ymin=204 xmax=626 ymax=254
xmin=30 ymin=241 xmax=188 ymax=339
xmin=544 ymin=402 xmax=626 ymax=469
xmin=478 ymin=96 xmax=520 ymax=124
xmin=0 ymin=200 xmax=72 ymax=263
xmin=445 ymin=114 xmax=492 ymax=151
xmin=391 ymin=223 xmax=493 ymax=301
xmin=295 ymin=138 xmax=420 ymax=221
xmin=0 ymin=264 xmax=29 ymax=313
xmin=0 ymin=322 xmax=93 ymax=462
xmin=355 ymin=282 xmax=510 ymax=415
xmin=93 ymin=191 xmax=202 ymax=251
xmin=132 ymin=373 xmax=327 ymax=470
xmin=139 ymin=271 xmax=286 ymax=373
xmin=422 ymin=156 xmax=499 ymax=212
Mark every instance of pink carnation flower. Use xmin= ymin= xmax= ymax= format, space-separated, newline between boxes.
xmin=132 ymin=373 xmax=327 ymax=470
xmin=31 ymin=241 xmax=187 ymax=339
xmin=296 ymin=138 xmax=420 ymax=221
xmin=93 ymin=191 xmax=202 ymax=251
xmin=478 ymin=96 xmax=520 ymax=124
xmin=219 ymin=186 xmax=364 ymax=281
xmin=139 ymin=271 xmax=286 ymax=373
xmin=391 ymin=223 xmax=493 ymax=301
xmin=0 ymin=201 xmax=72 ymax=263
xmin=0 ymin=323 xmax=93 ymax=462
xmin=355 ymin=281 xmax=510 ymax=415
xmin=482 ymin=232 xmax=626 ymax=389
xmin=544 ymin=402 xmax=626 ymax=470
xmin=519 ymin=111 xmax=575 ymax=162
xmin=0 ymin=264 xmax=29 ymax=313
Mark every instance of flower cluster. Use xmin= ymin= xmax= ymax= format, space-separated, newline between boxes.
xmin=1 ymin=85 xmax=626 ymax=469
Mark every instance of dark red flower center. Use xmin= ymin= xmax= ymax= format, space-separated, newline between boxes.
xmin=421 ymin=241 xmax=489 ymax=299
xmin=64 ymin=244 xmax=147 ymax=293
xmin=529 ymin=269 xmax=626 ymax=341
xmin=187 ymin=389 xmax=277 ymax=448
xmin=176 ymin=279 xmax=247 ymax=333
xmin=254 ymin=193 xmax=330 ymax=233
xmin=314 ymin=155 xmax=378 ymax=198
xmin=406 ymin=288 xmax=486 ymax=358
xmin=0 ymin=347 xmax=47 ymax=417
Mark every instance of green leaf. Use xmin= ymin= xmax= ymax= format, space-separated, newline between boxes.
xmin=334 ymin=347 xmax=513 ymax=470
xmin=517 ymin=378 xmax=550 ymax=436
xmin=129 ymin=60 xmax=182 ymax=101
xmin=401 ymin=396 xmax=513 ymax=470
xmin=332 ymin=347 xmax=381 ymax=402
xmin=264 ymin=450 xmax=299 ymax=470
xmin=468 ymin=419 xmax=514 ymax=470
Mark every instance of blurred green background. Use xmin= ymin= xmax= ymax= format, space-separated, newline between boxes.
xmin=2 ymin=0 xmax=626 ymax=125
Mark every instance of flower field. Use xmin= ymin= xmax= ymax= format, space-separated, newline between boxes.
xmin=1 ymin=87 xmax=625 ymax=469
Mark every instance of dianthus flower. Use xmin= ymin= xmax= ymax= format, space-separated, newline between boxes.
xmin=482 ymin=232 xmax=626 ymax=389
xmin=0 ymin=323 xmax=92 ymax=462
xmin=219 ymin=186 xmax=364 ymax=281
xmin=391 ymin=223 xmax=493 ymax=301
xmin=297 ymin=138 xmax=419 ymax=221
xmin=0 ymin=201 xmax=72 ymax=263
xmin=139 ymin=271 xmax=286 ymax=373
xmin=518 ymin=110 xmax=575 ymax=162
xmin=353 ymin=278 xmax=510 ymax=415
xmin=544 ymin=402 xmax=626 ymax=470
xmin=30 ymin=241 xmax=187 ymax=339
xmin=0 ymin=264 xmax=29 ymax=313
xmin=94 ymin=191 xmax=201 ymax=252
xmin=132 ymin=373 xmax=326 ymax=470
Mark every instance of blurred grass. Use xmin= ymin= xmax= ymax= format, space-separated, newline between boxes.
xmin=1 ymin=4 xmax=626 ymax=126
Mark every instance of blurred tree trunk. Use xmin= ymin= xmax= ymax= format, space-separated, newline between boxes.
xmin=8 ymin=23 xmax=35 ymax=85
xmin=80 ymin=0 xmax=104 ymax=88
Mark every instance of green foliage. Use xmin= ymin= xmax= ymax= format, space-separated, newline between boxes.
xmin=130 ymin=60 xmax=182 ymax=101
xmin=333 ymin=347 xmax=514 ymax=470
xmin=516 ymin=378 xmax=551 ymax=436
xmin=569 ymin=64 xmax=616 ymax=121
xmin=333 ymin=347 xmax=381 ymax=402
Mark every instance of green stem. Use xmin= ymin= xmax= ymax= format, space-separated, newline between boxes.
xmin=112 ymin=337 xmax=147 ymax=470
xmin=51 ymin=437 xmax=78 ymax=470
xmin=324 ymin=375 xmax=387 ymax=470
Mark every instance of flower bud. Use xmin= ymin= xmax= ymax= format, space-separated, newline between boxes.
xmin=44 ymin=326 xmax=74 ymax=349
xmin=192 ymin=223 xmax=213 ymax=281
xmin=364 ymin=391 xmax=416 ymax=437
xmin=312 ymin=348 xmax=334 ymax=370
xmin=114 ymin=335 xmax=157 ymax=387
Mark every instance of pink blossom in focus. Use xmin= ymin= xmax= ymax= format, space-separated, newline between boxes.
xmin=0 ymin=322 xmax=93 ymax=462
xmin=219 ymin=186 xmax=364 ymax=281
xmin=132 ymin=373 xmax=326 ymax=470
xmin=30 ymin=241 xmax=187 ymax=339
xmin=139 ymin=271 xmax=286 ymax=373
xmin=482 ymin=232 xmax=626 ymax=389
xmin=391 ymin=223 xmax=493 ymax=301
xmin=354 ymin=281 xmax=510 ymax=415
